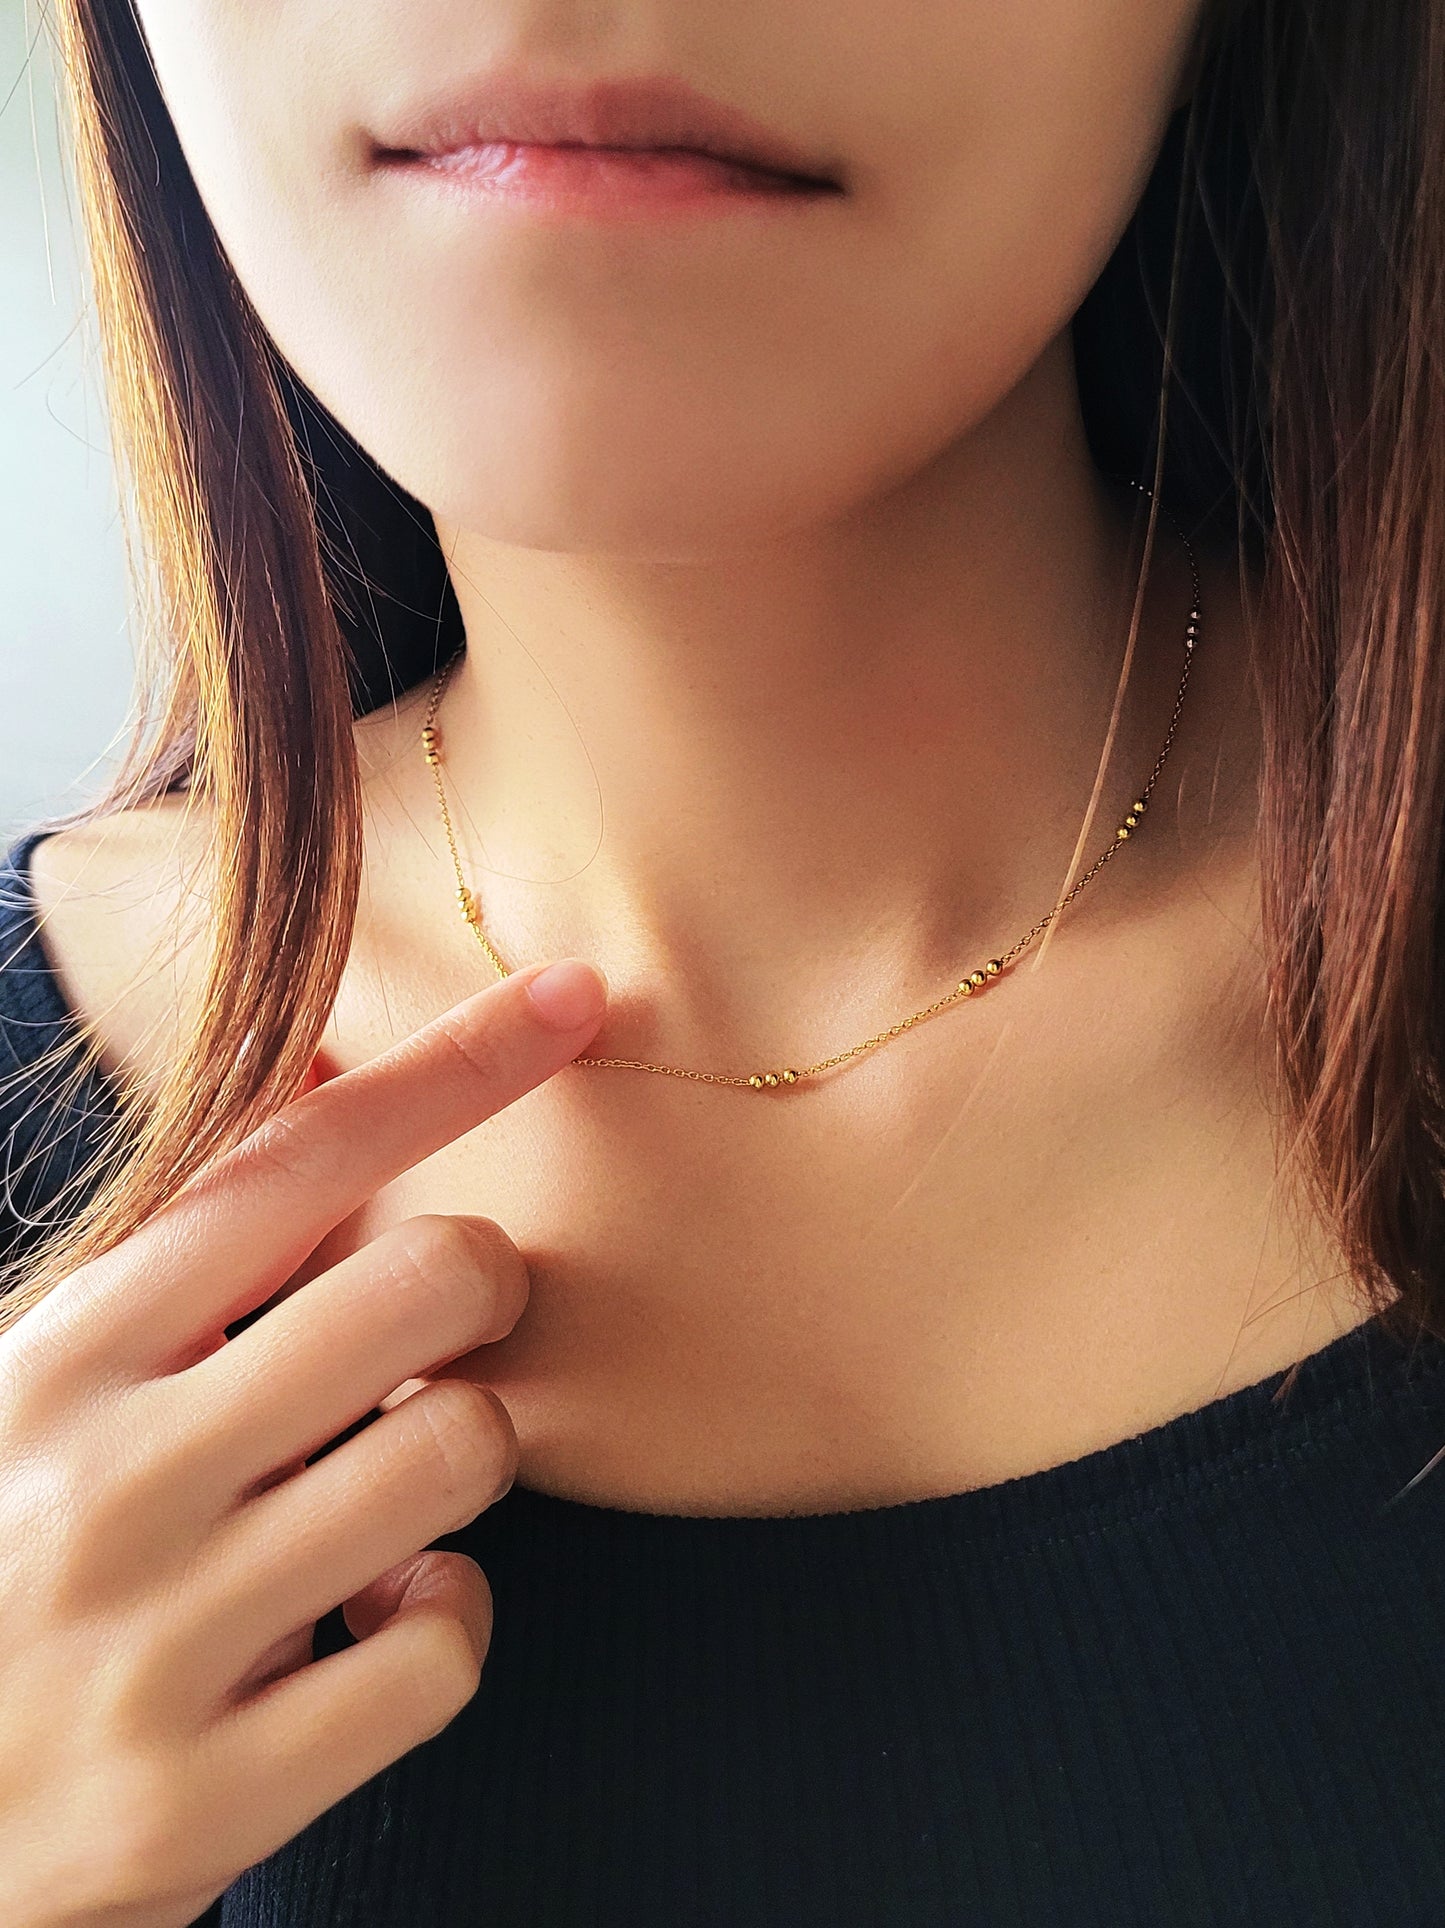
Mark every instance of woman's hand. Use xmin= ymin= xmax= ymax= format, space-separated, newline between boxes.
xmin=0 ymin=958 xmax=608 ymax=1928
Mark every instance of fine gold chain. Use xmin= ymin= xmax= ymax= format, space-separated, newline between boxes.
xmin=422 ymin=479 xmax=1202 ymax=1093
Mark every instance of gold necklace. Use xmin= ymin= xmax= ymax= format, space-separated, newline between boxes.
xmin=421 ymin=480 xmax=1201 ymax=1094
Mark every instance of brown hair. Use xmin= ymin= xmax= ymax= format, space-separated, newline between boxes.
xmin=2 ymin=0 xmax=1443 ymax=1383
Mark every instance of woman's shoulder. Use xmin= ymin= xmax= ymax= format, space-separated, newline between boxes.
xmin=6 ymin=799 xmax=209 ymax=1100
xmin=0 ymin=832 xmax=86 ymax=1090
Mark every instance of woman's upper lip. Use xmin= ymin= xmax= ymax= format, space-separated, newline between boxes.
xmin=368 ymin=69 xmax=846 ymax=190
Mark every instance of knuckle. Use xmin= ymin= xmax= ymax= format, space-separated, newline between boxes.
xmin=430 ymin=1003 xmax=506 ymax=1088
xmin=98 ymin=1405 xmax=208 ymax=1565
xmin=10 ymin=1437 xmax=140 ymax=1619
xmin=10 ymin=1396 xmax=203 ymax=1625
xmin=0 ymin=1293 xmax=89 ymax=1422
xmin=223 ymin=1106 xmax=322 ymax=1198
xmin=0 ymin=1261 xmax=143 ymax=1419
xmin=411 ymin=1379 xmax=517 ymax=1516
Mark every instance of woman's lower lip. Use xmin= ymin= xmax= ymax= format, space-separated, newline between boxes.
xmin=384 ymin=141 xmax=840 ymax=218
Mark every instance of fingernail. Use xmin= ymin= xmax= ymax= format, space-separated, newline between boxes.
xmin=524 ymin=959 xmax=609 ymax=1031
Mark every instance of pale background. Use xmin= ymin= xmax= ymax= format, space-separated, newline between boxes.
xmin=1 ymin=0 xmax=131 ymax=839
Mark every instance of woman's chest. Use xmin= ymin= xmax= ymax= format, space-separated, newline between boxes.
xmin=305 ymin=962 xmax=1372 ymax=1517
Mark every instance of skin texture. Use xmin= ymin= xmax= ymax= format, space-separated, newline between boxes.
xmin=9 ymin=39 xmax=1383 ymax=1917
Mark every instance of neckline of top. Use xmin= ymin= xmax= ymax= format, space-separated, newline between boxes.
xmin=497 ymin=1307 xmax=1445 ymax=1543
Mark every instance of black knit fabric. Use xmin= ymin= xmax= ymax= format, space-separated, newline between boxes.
xmin=4 ymin=827 xmax=1445 ymax=1926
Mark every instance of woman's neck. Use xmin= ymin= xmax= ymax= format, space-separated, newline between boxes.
xmin=362 ymin=340 xmax=1255 ymax=1065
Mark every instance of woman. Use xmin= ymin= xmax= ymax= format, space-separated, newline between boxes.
xmin=2 ymin=0 xmax=1444 ymax=1921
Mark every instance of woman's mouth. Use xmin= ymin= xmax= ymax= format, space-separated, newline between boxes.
xmin=367 ymin=70 xmax=847 ymax=222
xmin=375 ymin=139 xmax=844 ymax=220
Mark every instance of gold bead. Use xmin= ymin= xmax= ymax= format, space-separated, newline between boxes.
xmin=1116 ymin=825 xmax=1131 ymax=839
xmin=957 ymin=980 xmax=974 ymax=995
xmin=1124 ymin=813 xmax=1138 ymax=829
xmin=969 ymin=970 xmax=987 ymax=987
xmin=748 ymin=1074 xmax=765 ymax=1089
xmin=780 ymin=1068 xmax=799 ymax=1083
xmin=425 ymin=752 xmax=440 ymax=766
xmin=1132 ymin=799 xmax=1147 ymax=814
xmin=985 ymin=958 xmax=1003 ymax=976
xmin=763 ymin=1071 xmax=780 ymax=1087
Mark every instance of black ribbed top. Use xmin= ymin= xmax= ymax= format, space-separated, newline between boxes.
xmin=4 ymin=829 xmax=1445 ymax=1927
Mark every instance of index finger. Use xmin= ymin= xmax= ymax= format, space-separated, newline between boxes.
xmin=36 ymin=958 xmax=608 ymax=1375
